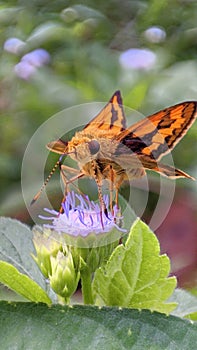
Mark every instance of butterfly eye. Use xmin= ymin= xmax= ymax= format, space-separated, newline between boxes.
xmin=88 ymin=139 xmax=100 ymax=155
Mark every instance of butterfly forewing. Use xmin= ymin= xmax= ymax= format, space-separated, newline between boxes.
xmin=47 ymin=139 xmax=68 ymax=154
xmin=47 ymin=91 xmax=127 ymax=154
xmin=115 ymin=101 xmax=197 ymax=161
xmin=83 ymin=90 xmax=127 ymax=136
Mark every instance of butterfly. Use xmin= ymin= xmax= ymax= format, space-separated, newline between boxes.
xmin=32 ymin=91 xmax=197 ymax=219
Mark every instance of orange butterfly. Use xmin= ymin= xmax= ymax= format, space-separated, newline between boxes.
xmin=32 ymin=91 xmax=197 ymax=216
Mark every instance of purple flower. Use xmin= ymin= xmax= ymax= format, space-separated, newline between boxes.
xmin=14 ymin=48 xmax=50 ymax=80
xmin=119 ymin=48 xmax=156 ymax=70
xmin=3 ymin=37 xmax=25 ymax=54
xmin=21 ymin=49 xmax=50 ymax=67
xmin=144 ymin=26 xmax=166 ymax=43
xmin=40 ymin=192 xmax=124 ymax=237
xmin=14 ymin=61 xmax=37 ymax=80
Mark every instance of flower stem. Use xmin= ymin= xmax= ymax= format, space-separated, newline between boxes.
xmin=81 ymin=267 xmax=94 ymax=305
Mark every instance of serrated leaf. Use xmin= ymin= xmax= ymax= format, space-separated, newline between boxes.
xmin=93 ymin=219 xmax=177 ymax=314
xmin=0 ymin=302 xmax=197 ymax=350
xmin=0 ymin=217 xmax=46 ymax=290
xmin=0 ymin=261 xmax=51 ymax=304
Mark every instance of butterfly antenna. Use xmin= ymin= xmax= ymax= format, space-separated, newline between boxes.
xmin=31 ymin=159 xmax=61 ymax=205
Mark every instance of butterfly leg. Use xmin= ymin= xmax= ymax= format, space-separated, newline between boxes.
xmin=90 ymin=160 xmax=108 ymax=229
xmin=60 ymin=164 xmax=81 ymax=175
xmin=60 ymin=164 xmax=84 ymax=187
xmin=115 ymin=173 xmax=126 ymax=208
xmin=104 ymin=164 xmax=115 ymax=214
xmin=59 ymin=163 xmax=84 ymax=213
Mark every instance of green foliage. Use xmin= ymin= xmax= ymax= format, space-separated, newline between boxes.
xmin=0 ymin=216 xmax=197 ymax=347
xmin=0 ymin=217 xmax=47 ymax=290
xmin=93 ymin=219 xmax=177 ymax=314
xmin=169 ymin=289 xmax=197 ymax=321
xmin=0 ymin=302 xmax=197 ymax=350
xmin=0 ymin=217 xmax=178 ymax=314
xmin=0 ymin=261 xmax=51 ymax=304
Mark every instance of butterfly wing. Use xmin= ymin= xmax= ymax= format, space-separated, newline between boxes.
xmin=115 ymin=101 xmax=197 ymax=161
xmin=47 ymin=139 xmax=68 ymax=154
xmin=84 ymin=90 xmax=126 ymax=135
xmin=47 ymin=90 xmax=127 ymax=154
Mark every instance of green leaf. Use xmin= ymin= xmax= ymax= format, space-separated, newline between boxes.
xmin=0 ymin=217 xmax=46 ymax=290
xmin=169 ymin=289 xmax=197 ymax=321
xmin=93 ymin=219 xmax=177 ymax=314
xmin=0 ymin=261 xmax=51 ymax=304
xmin=0 ymin=302 xmax=197 ymax=350
xmin=118 ymin=193 xmax=137 ymax=233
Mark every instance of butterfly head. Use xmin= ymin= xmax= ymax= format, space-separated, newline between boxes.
xmin=67 ymin=135 xmax=101 ymax=164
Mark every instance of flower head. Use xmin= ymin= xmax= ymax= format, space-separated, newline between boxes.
xmin=21 ymin=49 xmax=50 ymax=67
xmin=14 ymin=61 xmax=37 ymax=80
xmin=144 ymin=26 xmax=166 ymax=44
xmin=14 ymin=48 xmax=50 ymax=80
xmin=40 ymin=191 xmax=125 ymax=242
xmin=3 ymin=37 xmax=25 ymax=54
xmin=119 ymin=48 xmax=156 ymax=71
xmin=39 ymin=192 xmax=125 ymax=273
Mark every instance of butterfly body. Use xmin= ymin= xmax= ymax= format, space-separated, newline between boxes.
xmin=51 ymin=129 xmax=146 ymax=188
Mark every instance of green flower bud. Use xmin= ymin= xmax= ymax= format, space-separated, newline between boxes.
xmin=32 ymin=227 xmax=62 ymax=278
xmin=49 ymin=247 xmax=80 ymax=300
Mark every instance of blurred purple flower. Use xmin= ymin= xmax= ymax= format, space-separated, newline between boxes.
xmin=14 ymin=48 xmax=50 ymax=80
xmin=144 ymin=26 xmax=166 ymax=43
xmin=119 ymin=48 xmax=156 ymax=70
xmin=21 ymin=48 xmax=50 ymax=67
xmin=3 ymin=37 xmax=25 ymax=54
xmin=14 ymin=61 xmax=37 ymax=80
xmin=40 ymin=191 xmax=124 ymax=237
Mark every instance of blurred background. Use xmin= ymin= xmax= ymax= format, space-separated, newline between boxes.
xmin=0 ymin=0 xmax=197 ymax=290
